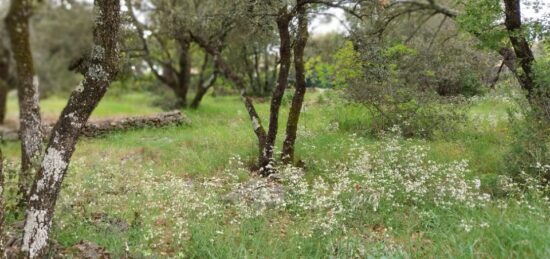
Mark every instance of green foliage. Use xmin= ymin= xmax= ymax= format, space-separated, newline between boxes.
xmin=333 ymin=41 xmax=363 ymax=87
xmin=305 ymin=56 xmax=337 ymax=88
xmin=304 ymin=40 xmax=365 ymax=89
xmin=456 ymin=71 xmax=487 ymax=97
xmin=334 ymin=39 xmax=470 ymax=138
xmin=533 ymin=56 xmax=550 ymax=89
xmin=456 ymin=0 xmax=507 ymax=50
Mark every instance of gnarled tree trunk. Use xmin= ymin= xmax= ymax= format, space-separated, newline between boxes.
xmin=282 ymin=3 xmax=309 ymax=164
xmin=20 ymin=1 xmax=121 ymax=257
xmin=5 ymin=0 xmax=43 ymax=202
xmin=259 ymin=10 xmax=293 ymax=175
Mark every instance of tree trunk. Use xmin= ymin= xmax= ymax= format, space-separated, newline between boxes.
xmin=259 ymin=11 xmax=293 ymax=175
xmin=5 ymin=0 xmax=43 ymax=202
xmin=191 ymin=73 xmax=217 ymax=109
xmin=503 ymin=0 xmax=536 ymax=94
xmin=176 ymin=39 xmax=192 ymax=108
xmin=502 ymin=0 xmax=550 ymax=118
xmin=282 ymin=4 xmax=309 ymax=164
xmin=20 ymin=1 xmax=120 ymax=257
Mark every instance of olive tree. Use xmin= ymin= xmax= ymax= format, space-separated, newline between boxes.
xmin=14 ymin=0 xmax=121 ymax=257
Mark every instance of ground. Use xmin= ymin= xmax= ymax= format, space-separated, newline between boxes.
xmin=2 ymin=88 xmax=550 ymax=258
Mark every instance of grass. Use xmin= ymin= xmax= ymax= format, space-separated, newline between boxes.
xmin=2 ymin=88 xmax=550 ymax=258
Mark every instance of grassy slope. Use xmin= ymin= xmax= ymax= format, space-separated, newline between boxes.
xmin=2 ymin=90 xmax=549 ymax=258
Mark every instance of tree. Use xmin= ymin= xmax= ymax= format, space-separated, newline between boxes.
xmin=20 ymin=0 xmax=121 ymax=256
xmin=282 ymin=0 xmax=310 ymax=164
xmin=257 ymin=5 xmax=294 ymax=175
xmin=386 ymin=0 xmax=550 ymax=119
xmin=5 ymin=0 xmax=43 ymax=204
xmin=126 ymin=0 xmax=221 ymax=109
xmin=192 ymin=0 xmax=357 ymax=173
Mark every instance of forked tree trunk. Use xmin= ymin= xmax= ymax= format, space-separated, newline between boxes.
xmin=282 ymin=3 xmax=309 ymax=164
xmin=258 ymin=11 xmax=293 ymax=175
xmin=5 ymin=0 xmax=43 ymax=202
xmin=20 ymin=1 xmax=120 ymax=257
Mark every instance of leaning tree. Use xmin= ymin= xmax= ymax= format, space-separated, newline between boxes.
xmin=1 ymin=0 xmax=122 ymax=257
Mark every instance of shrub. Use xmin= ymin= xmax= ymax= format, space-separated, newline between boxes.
xmin=332 ymin=40 xmax=470 ymax=138
xmin=503 ymin=110 xmax=550 ymax=186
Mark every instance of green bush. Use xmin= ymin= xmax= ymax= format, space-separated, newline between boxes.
xmin=437 ymin=71 xmax=486 ymax=98
xmin=368 ymin=98 xmax=467 ymax=139
xmin=503 ymin=110 xmax=550 ymax=186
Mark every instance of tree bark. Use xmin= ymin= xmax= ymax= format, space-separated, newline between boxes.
xmin=5 ymin=0 xmax=43 ymax=203
xmin=282 ymin=3 xmax=309 ymax=164
xmin=20 ymin=1 xmax=121 ymax=257
xmin=259 ymin=10 xmax=293 ymax=175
